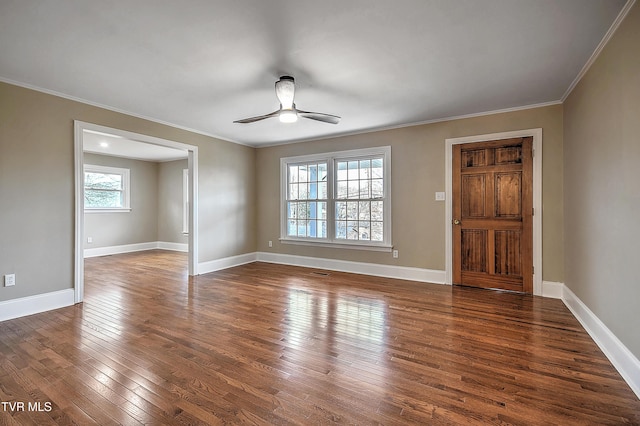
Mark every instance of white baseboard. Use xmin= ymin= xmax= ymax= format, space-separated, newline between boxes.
xmin=256 ymin=252 xmax=447 ymax=284
xmin=542 ymin=280 xmax=564 ymax=299
xmin=157 ymin=241 xmax=189 ymax=252
xmin=561 ymin=285 xmax=640 ymax=399
xmin=84 ymin=241 xmax=188 ymax=258
xmin=0 ymin=289 xmax=75 ymax=322
xmin=198 ymin=252 xmax=258 ymax=275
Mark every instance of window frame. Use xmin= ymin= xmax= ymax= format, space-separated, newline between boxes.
xmin=280 ymin=146 xmax=392 ymax=252
xmin=83 ymin=164 xmax=131 ymax=213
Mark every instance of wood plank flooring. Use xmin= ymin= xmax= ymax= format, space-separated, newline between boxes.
xmin=0 ymin=250 xmax=638 ymax=425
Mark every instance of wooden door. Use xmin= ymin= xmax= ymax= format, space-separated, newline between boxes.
xmin=452 ymin=137 xmax=533 ymax=293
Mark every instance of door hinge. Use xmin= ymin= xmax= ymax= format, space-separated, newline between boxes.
xmin=532 ymin=207 xmax=535 ymax=216
xmin=532 ymin=266 xmax=535 ymax=275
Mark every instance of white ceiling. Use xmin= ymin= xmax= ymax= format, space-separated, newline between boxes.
xmin=83 ymin=130 xmax=188 ymax=162
xmin=0 ymin=0 xmax=629 ymax=147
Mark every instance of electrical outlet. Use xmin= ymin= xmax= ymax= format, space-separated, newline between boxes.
xmin=87 ymin=237 xmax=93 ymax=244
xmin=4 ymin=274 xmax=16 ymax=287
xmin=393 ymin=250 xmax=399 ymax=259
xmin=268 ymin=240 xmax=273 ymax=248
xmin=435 ymin=192 xmax=445 ymax=201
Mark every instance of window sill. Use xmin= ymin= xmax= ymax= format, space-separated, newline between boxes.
xmin=85 ymin=208 xmax=131 ymax=213
xmin=280 ymin=238 xmax=392 ymax=252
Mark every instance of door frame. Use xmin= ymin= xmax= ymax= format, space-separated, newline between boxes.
xmin=445 ymin=128 xmax=542 ymax=295
xmin=74 ymin=121 xmax=199 ymax=303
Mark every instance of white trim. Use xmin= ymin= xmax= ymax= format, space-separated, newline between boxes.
xmin=198 ymin=253 xmax=258 ymax=275
xmin=562 ymin=285 xmax=640 ymax=399
xmin=256 ymin=252 xmax=447 ymax=284
xmin=561 ymin=0 xmax=637 ymax=102
xmin=542 ymin=280 xmax=564 ymax=299
xmin=83 ymin=241 xmax=188 ymax=258
xmin=157 ymin=241 xmax=189 ymax=252
xmin=0 ymin=289 xmax=75 ymax=322
xmin=280 ymin=239 xmax=392 ymax=252
xmin=444 ymin=128 xmax=543 ymax=295
xmin=75 ymin=121 xmax=199 ymax=303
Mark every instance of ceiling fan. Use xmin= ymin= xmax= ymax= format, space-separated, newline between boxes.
xmin=234 ymin=76 xmax=341 ymax=125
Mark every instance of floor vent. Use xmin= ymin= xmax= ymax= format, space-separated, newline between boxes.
xmin=310 ymin=271 xmax=331 ymax=277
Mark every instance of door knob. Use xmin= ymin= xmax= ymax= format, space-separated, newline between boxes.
xmin=453 ymin=219 xmax=461 ymax=225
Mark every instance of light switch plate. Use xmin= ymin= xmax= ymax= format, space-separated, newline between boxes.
xmin=435 ymin=192 xmax=445 ymax=201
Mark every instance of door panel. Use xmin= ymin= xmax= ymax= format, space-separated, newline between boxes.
xmin=461 ymin=175 xmax=486 ymax=217
xmin=453 ymin=137 xmax=533 ymax=293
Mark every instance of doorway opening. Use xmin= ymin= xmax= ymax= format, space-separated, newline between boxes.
xmin=74 ymin=121 xmax=199 ymax=303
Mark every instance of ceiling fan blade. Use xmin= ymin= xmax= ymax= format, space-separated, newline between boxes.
xmin=275 ymin=76 xmax=295 ymax=109
xmin=233 ymin=110 xmax=280 ymax=124
xmin=298 ymin=109 xmax=341 ymax=124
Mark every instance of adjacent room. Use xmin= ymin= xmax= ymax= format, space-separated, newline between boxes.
xmin=1 ymin=1 xmax=639 ymax=424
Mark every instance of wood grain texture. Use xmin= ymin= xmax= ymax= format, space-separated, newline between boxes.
xmin=0 ymin=250 xmax=638 ymax=424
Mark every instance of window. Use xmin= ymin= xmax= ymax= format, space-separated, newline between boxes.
xmin=84 ymin=164 xmax=130 ymax=212
xmin=281 ymin=146 xmax=391 ymax=250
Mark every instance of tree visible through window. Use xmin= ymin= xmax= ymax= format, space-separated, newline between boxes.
xmin=84 ymin=165 xmax=130 ymax=211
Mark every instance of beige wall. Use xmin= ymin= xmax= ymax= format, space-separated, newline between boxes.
xmin=0 ymin=82 xmax=256 ymax=302
xmin=158 ymin=159 xmax=189 ymax=244
xmin=564 ymin=3 xmax=640 ymax=357
xmin=83 ymin=153 xmax=160 ymax=249
xmin=256 ymin=104 xmax=564 ymax=282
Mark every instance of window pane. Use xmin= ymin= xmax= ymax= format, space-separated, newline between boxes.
xmin=348 ymin=161 xmax=359 ymax=180
xmin=347 ymin=221 xmax=359 ymax=240
xmin=288 ymin=183 xmax=298 ymax=200
xmin=359 ymin=221 xmax=371 ymax=240
xmin=318 ymin=182 xmax=327 ymax=199
xmin=336 ymin=202 xmax=346 ymax=220
xmin=85 ymin=189 xmax=122 ymax=208
xmin=336 ymin=221 xmax=347 ymax=239
xmin=371 ymin=222 xmax=384 ymax=241
xmin=288 ymin=219 xmax=297 ymax=236
xmin=371 ymin=179 xmax=384 ymax=198
xmin=317 ymin=220 xmax=327 ymax=238
xmin=85 ymin=172 xmax=122 ymax=190
xmin=359 ymin=180 xmax=370 ymax=198
xmin=289 ymin=165 xmax=299 ymax=183
xmin=318 ymin=163 xmax=328 ymax=182
xmin=359 ymin=201 xmax=370 ymax=220
xmin=371 ymin=201 xmax=384 ymax=221
xmin=336 ymin=161 xmax=348 ymax=181
xmin=347 ymin=181 xmax=359 ymax=199
xmin=299 ymin=182 xmax=309 ymax=200
xmin=346 ymin=201 xmax=358 ymax=220
xmin=371 ymin=158 xmax=383 ymax=178
xmin=317 ymin=202 xmax=327 ymax=220
xmin=359 ymin=160 xmax=371 ymax=179
xmin=337 ymin=181 xmax=347 ymax=199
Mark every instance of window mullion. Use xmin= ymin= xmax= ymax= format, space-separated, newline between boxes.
xmin=327 ymin=157 xmax=336 ymax=243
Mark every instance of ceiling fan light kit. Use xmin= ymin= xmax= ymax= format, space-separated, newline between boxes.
xmin=279 ymin=108 xmax=298 ymax=123
xmin=234 ymin=76 xmax=340 ymax=125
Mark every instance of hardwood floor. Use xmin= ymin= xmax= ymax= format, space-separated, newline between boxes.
xmin=0 ymin=250 xmax=638 ymax=425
